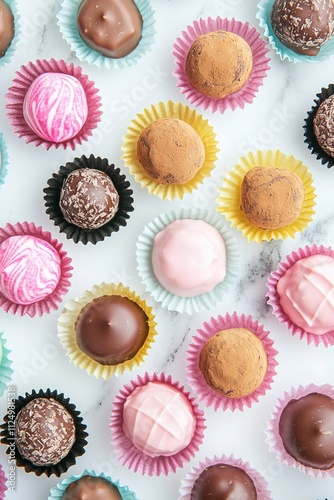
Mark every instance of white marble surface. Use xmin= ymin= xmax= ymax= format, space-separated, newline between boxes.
xmin=1 ymin=1 xmax=334 ymax=499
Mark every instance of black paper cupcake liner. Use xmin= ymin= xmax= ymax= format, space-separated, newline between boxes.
xmin=304 ymin=84 xmax=334 ymax=169
xmin=0 ymin=388 xmax=88 ymax=477
xmin=43 ymin=155 xmax=134 ymax=245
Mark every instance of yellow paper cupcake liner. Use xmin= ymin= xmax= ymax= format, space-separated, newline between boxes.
xmin=121 ymin=100 xmax=219 ymax=200
xmin=216 ymin=149 xmax=316 ymax=243
xmin=57 ymin=282 xmax=157 ymax=380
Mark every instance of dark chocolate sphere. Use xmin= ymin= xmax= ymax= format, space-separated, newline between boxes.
xmin=59 ymin=168 xmax=119 ymax=229
xmin=270 ymin=0 xmax=334 ymax=56
xmin=313 ymin=94 xmax=334 ymax=157
xmin=63 ymin=475 xmax=122 ymax=500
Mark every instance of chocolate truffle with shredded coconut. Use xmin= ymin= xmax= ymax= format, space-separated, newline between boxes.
xmin=313 ymin=94 xmax=334 ymax=157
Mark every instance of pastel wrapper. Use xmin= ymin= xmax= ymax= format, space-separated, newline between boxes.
xmin=267 ymin=244 xmax=334 ymax=346
xmin=57 ymin=0 xmax=156 ymax=70
xmin=110 ymin=372 xmax=206 ymax=476
xmin=0 ymin=333 xmax=13 ymax=398
xmin=122 ymin=100 xmax=219 ymax=200
xmin=216 ymin=149 xmax=316 ymax=242
xmin=173 ymin=16 xmax=270 ymax=114
xmin=0 ymin=133 xmax=9 ymax=187
xmin=0 ymin=464 xmax=6 ymax=500
xmin=0 ymin=0 xmax=20 ymax=69
xmin=136 ymin=208 xmax=239 ymax=314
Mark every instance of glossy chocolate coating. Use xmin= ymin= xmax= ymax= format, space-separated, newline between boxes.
xmin=75 ymin=295 xmax=149 ymax=365
xmin=77 ymin=0 xmax=143 ymax=58
xmin=63 ymin=476 xmax=122 ymax=500
xmin=270 ymin=0 xmax=334 ymax=56
xmin=0 ymin=0 xmax=14 ymax=58
xmin=190 ymin=464 xmax=257 ymax=500
xmin=279 ymin=392 xmax=334 ymax=469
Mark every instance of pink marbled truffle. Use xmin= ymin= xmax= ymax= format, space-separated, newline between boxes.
xmin=0 ymin=235 xmax=61 ymax=305
xmin=22 ymin=72 xmax=88 ymax=143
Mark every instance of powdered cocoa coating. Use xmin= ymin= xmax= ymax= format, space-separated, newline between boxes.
xmin=314 ymin=94 xmax=334 ymax=157
xmin=185 ymin=30 xmax=253 ymax=98
xmin=136 ymin=118 xmax=205 ymax=184
xmin=240 ymin=167 xmax=304 ymax=230
xmin=199 ymin=328 xmax=268 ymax=399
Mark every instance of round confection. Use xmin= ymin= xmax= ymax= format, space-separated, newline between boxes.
xmin=0 ymin=235 xmax=61 ymax=305
xmin=22 ymin=72 xmax=88 ymax=143
xmin=136 ymin=118 xmax=205 ymax=185
xmin=199 ymin=328 xmax=268 ymax=399
xmin=62 ymin=476 xmax=122 ymax=500
xmin=77 ymin=0 xmax=143 ymax=58
xmin=75 ymin=295 xmax=149 ymax=365
xmin=151 ymin=219 xmax=226 ymax=297
xmin=190 ymin=463 xmax=257 ymax=500
xmin=279 ymin=392 xmax=334 ymax=469
xmin=240 ymin=167 xmax=304 ymax=230
xmin=122 ymin=381 xmax=196 ymax=457
xmin=270 ymin=0 xmax=334 ymax=56
xmin=313 ymin=94 xmax=334 ymax=157
xmin=0 ymin=0 xmax=14 ymax=58
xmin=15 ymin=398 xmax=76 ymax=466
xmin=277 ymin=254 xmax=334 ymax=335
xmin=185 ymin=30 xmax=253 ymax=99
xmin=59 ymin=168 xmax=120 ymax=229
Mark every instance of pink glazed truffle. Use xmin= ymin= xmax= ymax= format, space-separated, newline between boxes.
xmin=22 ymin=72 xmax=88 ymax=143
xmin=151 ymin=219 xmax=226 ymax=297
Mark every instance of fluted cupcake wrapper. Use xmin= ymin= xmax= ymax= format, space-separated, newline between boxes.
xmin=216 ymin=149 xmax=316 ymax=242
xmin=0 ymin=333 xmax=13 ymax=398
xmin=186 ymin=312 xmax=278 ymax=412
xmin=0 ymin=0 xmax=20 ymax=69
xmin=58 ymin=282 xmax=157 ymax=379
xmin=44 ymin=154 xmax=134 ymax=245
xmin=136 ymin=208 xmax=240 ymax=314
xmin=266 ymin=384 xmax=334 ymax=478
xmin=0 ymin=133 xmax=9 ymax=187
xmin=303 ymin=84 xmax=334 ymax=169
xmin=57 ymin=0 xmax=156 ymax=70
xmin=0 ymin=388 xmax=88 ymax=477
xmin=0 ymin=221 xmax=72 ymax=317
xmin=179 ymin=454 xmax=272 ymax=500
xmin=121 ymin=100 xmax=219 ymax=200
xmin=172 ymin=17 xmax=270 ymax=114
xmin=256 ymin=0 xmax=334 ymax=63
xmin=5 ymin=58 xmax=102 ymax=150
xmin=48 ymin=469 xmax=138 ymax=500
xmin=110 ymin=372 xmax=206 ymax=476
xmin=266 ymin=244 xmax=334 ymax=346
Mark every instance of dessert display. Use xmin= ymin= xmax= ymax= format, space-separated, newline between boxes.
xmin=62 ymin=475 xmax=122 ymax=499
xmin=0 ymin=0 xmax=14 ymax=58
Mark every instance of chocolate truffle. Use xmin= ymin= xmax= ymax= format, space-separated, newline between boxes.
xmin=63 ymin=475 xmax=122 ymax=500
xmin=279 ymin=392 xmax=334 ymax=470
xmin=77 ymin=0 xmax=143 ymax=58
xmin=136 ymin=118 xmax=205 ymax=184
xmin=59 ymin=168 xmax=119 ymax=229
xmin=240 ymin=167 xmax=304 ymax=230
xmin=270 ymin=0 xmax=334 ymax=56
xmin=199 ymin=328 xmax=268 ymax=398
xmin=313 ymin=94 xmax=334 ymax=157
xmin=185 ymin=30 xmax=253 ymax=98
xmin=191 ymin=463 xmax=257 ymax=500
xmin=0 ymin=0 xmax=14 ymax=58
xmin=75 ymin=295 xmax=149 ymax=365
xmin=15 ymin=398 xmax=76 ymax=466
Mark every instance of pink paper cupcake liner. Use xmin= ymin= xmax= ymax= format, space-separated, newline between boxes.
xmin=110 ymin=372 xmax=206 ymax=476
xmin=186 ymin=312 xmax=278 ymax=411
xmin=5 ymin=58 xmax=102 ymax=150
xmin=172 ymin=17 xmax=270 ymax=114
xmin=267 ymin=244 xmax=334 ymax=347
xmin=179 ymin=454 xmax=272 ymax=500
xmin=0 ymin=221 xmax=72 ymax=317
xmin=0 ymin=464 xmax=6 ymax=500
xmin=266 ymin=384 xmax=334 ymax=478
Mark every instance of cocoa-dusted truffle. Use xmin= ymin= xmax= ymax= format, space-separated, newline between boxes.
xmin=313 ymin=94 xmax=334 ymax=157
xmin=136 ymin=118 xmax=205 ymax=184
xmin=240 ymin=167 xmax=304 ymax=230
xmin=185 ymin=30 xmax=253 ymax=98
xmin=270 ymin=0 xmax=334 ymax=56
xmin=0 ymin=0 xmax=14 ymax=58
xmin=59 ymin=168 xmax=119 ymax=229
xmin=15 ymin=398 xmax=75 ymax=466
xmin=199 ymin=328 xmax=267 ymax=398
xmin=63 ymin=475 xmax=122 ymax=500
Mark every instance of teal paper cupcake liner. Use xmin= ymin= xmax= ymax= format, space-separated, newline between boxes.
xmin=0 ymin=333 xmax=13 ymax=398
xmin=0 ymin=0 xmax=20 ymax=69
xmin=57 ymin=0 xmax=156 ymax=70
xmin=0 ymin=133 xmax=9 ymax=187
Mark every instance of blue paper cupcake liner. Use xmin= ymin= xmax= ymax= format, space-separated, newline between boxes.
xmin=57 ymin=0 xmax=156 ymax=70
xmin=0 ymin=134 xmax=9 ymax=187
xmin=0 ymin=0 xmax=20 ymax=69
xmin=0 ymin=333 xmax=13 ymax=398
